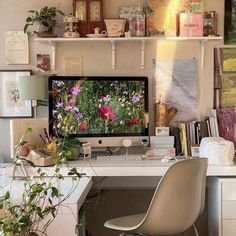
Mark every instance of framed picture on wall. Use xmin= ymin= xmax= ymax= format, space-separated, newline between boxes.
xmin=224 ymin=0 xmax=236 ymax=44
xmin=0 ymin=70 xmax=32 ymax=118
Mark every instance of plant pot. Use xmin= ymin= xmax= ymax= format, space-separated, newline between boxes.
xmin=64 ymin=138 xmax=81 ymax=160
xmin=38 ymin=31 xmax=57 ymax=38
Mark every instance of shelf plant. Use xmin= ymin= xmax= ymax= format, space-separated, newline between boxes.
xmin=24 ymin=6 xmax=65 ymax=38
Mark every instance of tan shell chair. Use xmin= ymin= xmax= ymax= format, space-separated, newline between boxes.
xmin=104 ymin=158 xmax=208 ymax=236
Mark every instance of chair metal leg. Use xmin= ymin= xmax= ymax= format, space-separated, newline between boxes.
xmin=192 ymin=224 xmax=199 ymax=236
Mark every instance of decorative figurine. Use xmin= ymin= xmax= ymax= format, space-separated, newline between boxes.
xmin=154 ymin=102 xmax=178 ymax=127
xmin=63 ymin=14 xmax=80 ymax=38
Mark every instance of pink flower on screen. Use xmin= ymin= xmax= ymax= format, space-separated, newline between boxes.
xmin=98 ymin=106 xmax=116 ymax=121
xmin=127 ymin=117 xmax=140 ymax=126
xmin=131 ymin=117 xmax=139 ymax=124
xmin=71 ymin=86 xmax=80 ymax=96
xmin=79 ymin=123 xmax=87 ymax=131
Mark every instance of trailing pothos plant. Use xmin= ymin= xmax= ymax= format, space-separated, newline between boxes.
xmin=0 ymin=128 xmax=85 ymax=236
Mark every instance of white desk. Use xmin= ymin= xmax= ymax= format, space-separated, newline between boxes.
xmin=70 ymin=159 xmax=236 ymax=177
xmin=2 ymin=159 xmax=236 ymax=236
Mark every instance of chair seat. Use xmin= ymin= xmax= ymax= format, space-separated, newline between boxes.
xmin=104 ymin=213 xmax=145 ymax=231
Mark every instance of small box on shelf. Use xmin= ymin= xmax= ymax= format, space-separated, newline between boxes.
xmin=179 ymin=12 xmax=203 ymax=37
xmin=155 ymin=127 xmax=169 ymax=136
xmin=203 ymin=11 xmax=217 ymax=36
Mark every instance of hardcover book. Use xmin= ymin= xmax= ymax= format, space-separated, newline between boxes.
xmin=179 ymin=12 xmax=203 ymax=37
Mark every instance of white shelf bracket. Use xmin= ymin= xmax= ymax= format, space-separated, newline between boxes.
xmin=111 ymin=40 xmax=116 ymax=70
xmin=199 ymin=39 xmax=208 ymax=69
xmin=141 ymin=40 xmax=145 ymax=69
xmin=49 ymin=41 xmax=56 ymax=71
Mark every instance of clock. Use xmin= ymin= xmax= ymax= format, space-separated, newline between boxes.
xmin=73 ymin=0 xmax=104 ymax=37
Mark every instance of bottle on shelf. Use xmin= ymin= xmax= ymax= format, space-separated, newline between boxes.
xmin=129 ymin=16 xmax=137 ymax=37
xmin=136 ymin=4 xmax=145 ymax=37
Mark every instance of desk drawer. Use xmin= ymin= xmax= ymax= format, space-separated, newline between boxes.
xmin=222 ymin=182 xmax=236 ymax=200
xmin=222 ymin=220 xmax=236 ymax=236
xmin=222 ymin=201 xmax=236 ymax=218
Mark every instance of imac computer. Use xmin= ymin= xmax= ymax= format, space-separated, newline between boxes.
xmin=48 ymin=76 xmax=149 ymax=148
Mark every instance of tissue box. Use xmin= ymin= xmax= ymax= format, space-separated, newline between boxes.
xmin=179 ymin=12 xmax=203 ymax=37
xmin=199 ymin=137 xmax=234 ymax=165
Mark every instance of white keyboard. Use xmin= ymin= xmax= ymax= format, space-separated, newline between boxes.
xmin=96 ymin=154 xmax=144 ymax=161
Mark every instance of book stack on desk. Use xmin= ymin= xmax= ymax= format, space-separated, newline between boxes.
xmin=147 ymin=136 xmax=175 ymax=159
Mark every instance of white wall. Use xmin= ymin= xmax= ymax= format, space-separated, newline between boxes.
xmin=0 ymin=0 xmax=225 ymax=162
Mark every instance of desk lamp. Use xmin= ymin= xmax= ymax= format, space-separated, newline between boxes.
xmin=19 ymin=75 xmax=48 ymax=118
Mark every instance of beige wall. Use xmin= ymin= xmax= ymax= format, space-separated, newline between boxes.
xmin=0 ymin=0 xmax=226 ymax=161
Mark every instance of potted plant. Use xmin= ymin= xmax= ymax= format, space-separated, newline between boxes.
xmin=0 ymin=128 xmax=84 ymax=236
xmin=24 ymin=6 xmax=65 ymax=38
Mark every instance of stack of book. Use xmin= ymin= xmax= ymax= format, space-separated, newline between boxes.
xmin=178 ymin=114 xmax=219 ymax=156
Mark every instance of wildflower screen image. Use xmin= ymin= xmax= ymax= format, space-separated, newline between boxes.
xmin=49 ymin=76 xmax=148 ymax=138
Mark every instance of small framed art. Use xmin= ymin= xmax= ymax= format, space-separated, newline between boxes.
xmin=0 ymin=70 xmax=32 ymax=118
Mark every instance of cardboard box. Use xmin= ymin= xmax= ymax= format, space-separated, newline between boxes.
xmin=179 ymin=12 xmax=203 ymax=37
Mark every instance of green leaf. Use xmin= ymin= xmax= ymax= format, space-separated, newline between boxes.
xmin=48 ymin=7 xmax=56 ymax=12
xmin=58 ymin=174 xmax=64 ymax=180
xmin=42 ymin=21 xmax=49 ymax=27
xmin=72 ymin=176 xmax=77 ymax=181
xmin=55 ymin=167 xmax=60 ymax=173
xmin=5 ymin=191 xmax=10 ymax=200
xmin=51 ymin=187 xmax=59 ymax=198
xmin=36 ymin=206 xmax=43 ymax=219
xmin=48 ymin=26 xmax=53 ymax=34
xmin=25 ymin=160 xmax=35 ymax=167
xmin=57 ymin=10 xmax=65 ymax=15
xmin=29 ymin=193 xmax=37 ymax=202
xmin=28 ymin=10 xmax=36 ymax=13
xmin=48 ymin=198 xmax=52 ymax=205
xmin=26 ymin=17 xmax=32 ymax=22
xmin=31 ymin=184 xmax=43 ymax=193
xmin=29 ymin=232 xmax=39 ymax=236
xmin=18 ymin=214 xmax=31 ymax=226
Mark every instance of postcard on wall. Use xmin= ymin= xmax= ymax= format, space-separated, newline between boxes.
xmin=62 ymin=55 xmax=83 ymax=76
xmin=145 ymin=0 xmax=204 ymax=36
xmin=37 ymin=54 xmax=51 ymax=72
xmin=5 ymin=31 xmax=29 ymax=64
xmin=153 ymin=59 xmax=199 ymax=123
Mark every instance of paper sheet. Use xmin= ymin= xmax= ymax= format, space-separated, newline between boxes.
xmin=62 ymin=55 xmax=83 ymax=76
xmin=153 ymin=59 xmax=199 ymax=123
xmin=5 ymin=31 xmax=29 ymax=64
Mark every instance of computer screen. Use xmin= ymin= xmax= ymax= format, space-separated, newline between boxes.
xmin=48 ymin=76 xmax=149 ymax=147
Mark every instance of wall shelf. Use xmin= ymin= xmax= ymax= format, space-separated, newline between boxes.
xmin=34 ymin=36 xmax=223 ymax=70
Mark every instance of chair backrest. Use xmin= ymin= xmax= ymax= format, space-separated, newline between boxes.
xmin=137 ymin=158 xmax=208 ymax=236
